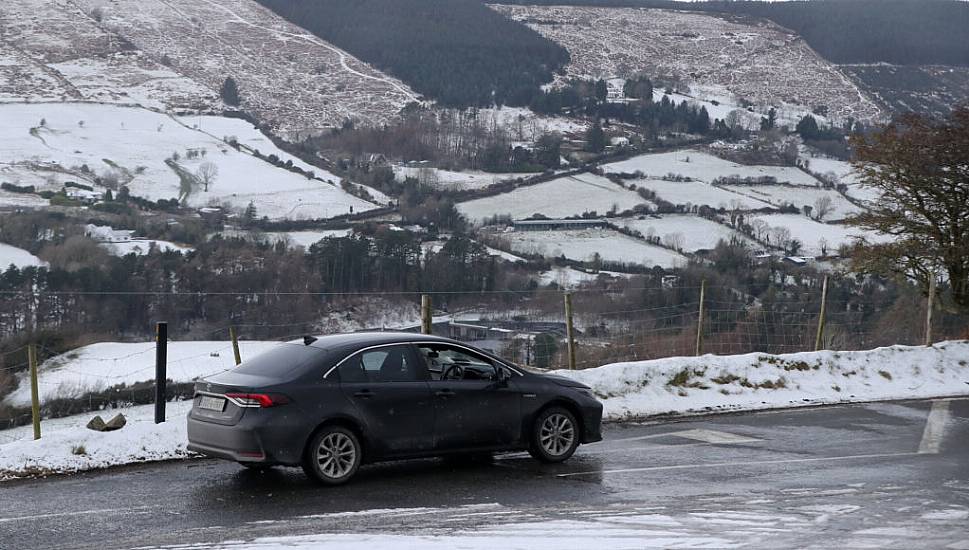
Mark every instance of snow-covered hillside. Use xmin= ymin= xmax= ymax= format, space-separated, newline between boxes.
xmin=0 ymin=0 xmax=219 ymax=112
xmin=3 ymin=341 xmax=287 ymax=407
xmin=0 ymin=0 xmax=414 ymax=137
xmin=493 ymin=4 xmax=884 ymax=125
xmin=0 ymin=103 xmax=381 ymax=219
xmin=457 ymin=173 xmax=648 ymax=223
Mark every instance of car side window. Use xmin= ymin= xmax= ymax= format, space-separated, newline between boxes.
xmin=417 ymin=344 xmax=498 ymax=382
xmin=338 ymin=345 xmax=425 ymax=383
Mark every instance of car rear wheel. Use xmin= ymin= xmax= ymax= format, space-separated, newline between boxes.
xmin=528 ymin=407 xmax=579 ymax=463
xmin=302 ymin=426 xmax=362 ymax=485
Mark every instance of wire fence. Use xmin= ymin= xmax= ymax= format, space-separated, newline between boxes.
xmin=1 ymin=279 xmax=966 ymax=432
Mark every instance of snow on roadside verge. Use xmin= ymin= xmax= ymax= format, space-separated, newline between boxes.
xmin=553 ymin=341 xmax=969 ymax=421
xmin=1 ymin=341 xmax=966 ymax=480
xmin=0 ymin=401 xmax=193 ymax=481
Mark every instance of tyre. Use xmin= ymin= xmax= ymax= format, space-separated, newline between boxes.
xmin=302 ymin=426 xmax=362 ymax=485
xmin=528 ymin=407 xmax=580 ymax=463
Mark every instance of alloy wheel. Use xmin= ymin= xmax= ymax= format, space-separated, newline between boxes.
xmin=540 ymin=413 xmax=575 ymax=457
xmin=316 ymin=432 xmax=357 ymax=479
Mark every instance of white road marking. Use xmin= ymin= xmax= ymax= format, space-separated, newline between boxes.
xmin=0 ymin=506 xmax=154 ymax=524
xmin=611 ymin=429 xmax=761 ymax=445
xmin=918 ymin=400 xmax=951 ymax=454
xmin=668 ymin=429 xmax=762 ymax=445
xmin=558 ymin=452 xmax=920 ymax=477
xmin=584 ymin=442 xmax=714 ymax=456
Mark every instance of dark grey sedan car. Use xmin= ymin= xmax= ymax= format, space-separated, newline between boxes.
xmin=187 ymin=332 xmax=603 ymax=484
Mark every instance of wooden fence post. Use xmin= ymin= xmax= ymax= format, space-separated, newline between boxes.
xmin=421 ymin=294 xmax=432 ymax=335
xmin=230 ymin=326 xmax=242 ymax=365
xmin=28 ymin=343 xmax=40 ymax=440
xmin=815 ymin=276 xmax=829 ymax=351
xmin=564 ymin=292 xmax=577 ymax=371
xmin=695 ymin=280 xmax=706 ymax=356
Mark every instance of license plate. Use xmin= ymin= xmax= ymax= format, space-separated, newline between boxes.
xmin=198 ymin=395 xmax=226 ymax=412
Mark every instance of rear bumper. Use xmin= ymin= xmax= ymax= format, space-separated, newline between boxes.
xmin=186 ymin=413 xmax=306 ymax=465
xmin=187 ymin=416 xmax=268 ymax=462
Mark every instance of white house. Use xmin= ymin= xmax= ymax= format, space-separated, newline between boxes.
xmin=85 ymin=224 xmax=135 ymax=243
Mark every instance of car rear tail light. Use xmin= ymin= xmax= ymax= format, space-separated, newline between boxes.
xmin=225 ymin=393 xmax=289 ymax=408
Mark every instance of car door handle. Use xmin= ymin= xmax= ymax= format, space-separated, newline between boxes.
xmin=434 ymin=389 xmax=455 ymax=398
xmin=353 ymin=389 xmax=375 ymax=399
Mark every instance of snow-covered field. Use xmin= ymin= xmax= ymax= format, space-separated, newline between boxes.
xmin=0 ymin=103 xmax=381 ymax=219
xmin=0 ymin=243 xmax=46 ymax=268
xmin=394 ymin=166 xmax=534 ymax=191
xmin=722 ymin=185 xmax=863 ymax=221
xmin=552 ymin=341 xmax=969 ymax=420
xmin=503 ymin=228 xmax=687 ymax=268
xmin=537 ymin=267 xmax=631 ymax=288
xmin=2 ymin=341 xmax=966 ymax=479
xmin=603 ymin=150 xmax=820 ymax=186
xmin=0 ymin=188 xmax=49 ymax=208
xmin=615 ymin=215 xmax=756 ymax=253
xmin=457 ymin=173 xmax=648 ymax=223
xmin=629 ymin=178 xmax=771 ymax=210
xmin=100 ymin=239 xmax=193 ymax=256
xmin=748 ymin=214 xmax=889 ymax=256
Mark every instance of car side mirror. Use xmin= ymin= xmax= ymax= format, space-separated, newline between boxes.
xmin=495 ymin=367 xmax=510 ymax=387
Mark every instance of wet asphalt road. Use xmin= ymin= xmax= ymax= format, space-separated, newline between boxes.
xmin=1 ymin=397 xmax=968 ymax=549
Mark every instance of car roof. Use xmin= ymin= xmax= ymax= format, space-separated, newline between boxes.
xmin=304 ymin=331 xmax=453 ymax=350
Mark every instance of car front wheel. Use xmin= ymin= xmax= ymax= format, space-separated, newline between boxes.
xmin=302 ymin=426 xmax=362 ymax=485
xmin=529 ymin=407 xmax=579 ymax=463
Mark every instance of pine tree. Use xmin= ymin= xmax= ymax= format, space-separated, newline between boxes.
xmin=585 ymin=122 xmax=606 ymax=153
xmin=221 ymin=77 xmax=241 ymax=107
xmin=594 ymin=79 xmax=608 ymax=103
xmin=796 ymin=114 xmax=821 ymax=140
xmin=243 ymin=201 xmax=257 ymax=225
xmin=760 ymin=108 xmax=777 ymax=131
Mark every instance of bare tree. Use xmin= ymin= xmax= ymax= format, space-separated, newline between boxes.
xmin=416 ymin=166 xmax=438 ymax=188
xmin=850 ymin=105 xmax=969 ymax=311
xmin=101 ymin=169 xmax=122 ymax=191
xmin=813 ymin=195 xmax=834 ymax=221
xmin=750 ymin=219 xmax=768 ymax=241
xmin=196 ymin=162 xmax=218 ymax=192
xmin=769 ymin=226 xmax=791 ymax=250
xmin=663 ymin=233 xmax=685 ymax=252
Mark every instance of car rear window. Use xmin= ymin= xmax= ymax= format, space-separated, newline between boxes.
xmin=234 ymin=344 xmax=331 ymax=377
